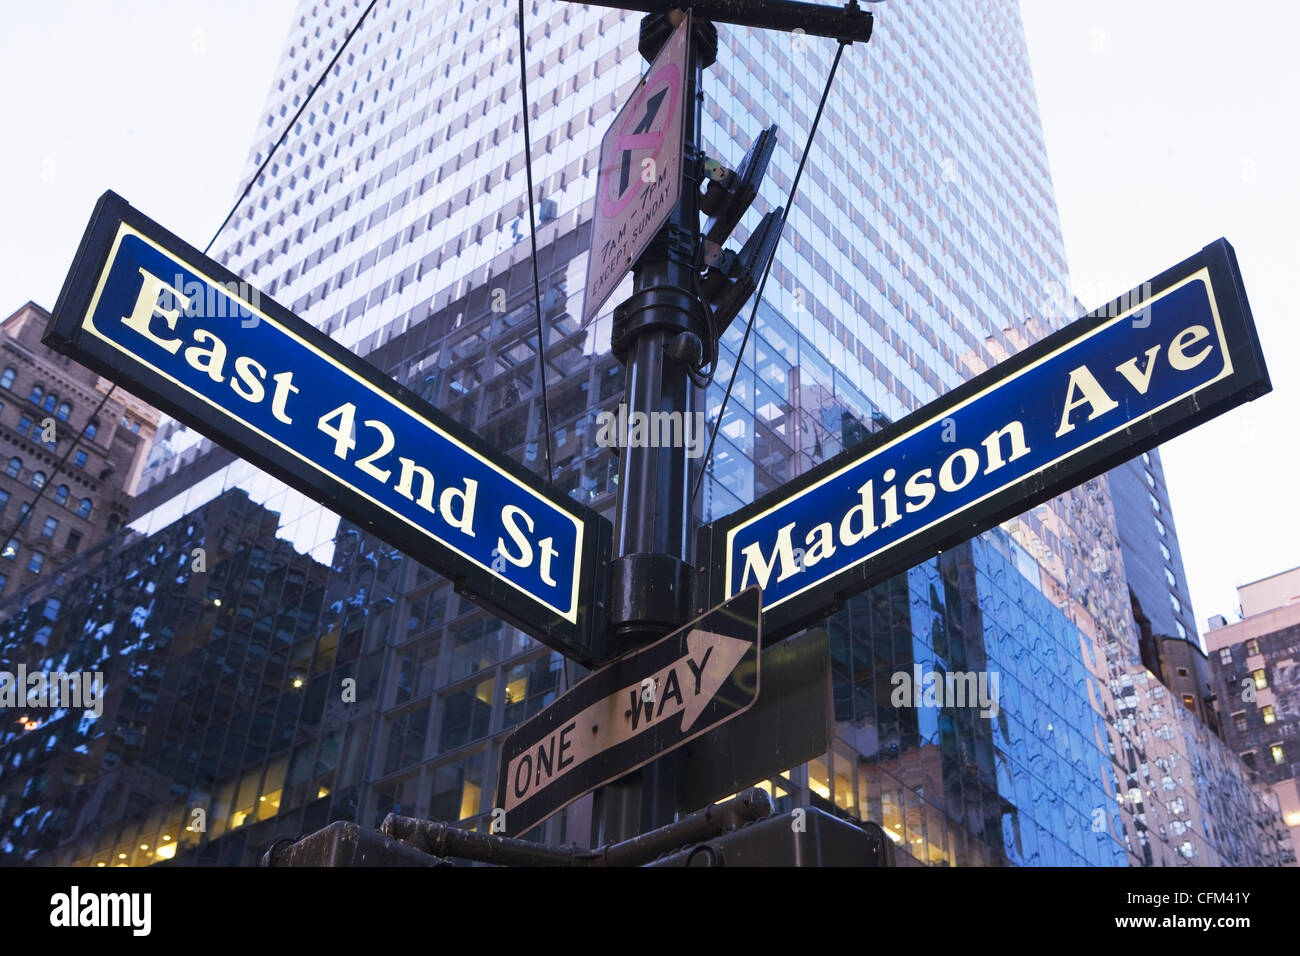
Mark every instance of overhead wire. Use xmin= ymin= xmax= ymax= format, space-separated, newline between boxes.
xmin=690 ymin=39 xmax=849 ymax=508
xmin=0 ymin=0 xmax=380 ymax=580
xmin=516 ymin=0 xmax=556 ymax=484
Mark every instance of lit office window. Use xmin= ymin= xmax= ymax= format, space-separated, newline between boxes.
xmin=1271 ymin=744 xmax=1285 ymax=765
xmin=1253 ymin=669 xmax=1268 ymax=690
xmin=1262 ymin=706 xmax=1276 ymax=725
xmin=1247 ymin=639 xmax=1260 ymax=656
xmin=1233 ymin=712 xmax=1247 ymax=733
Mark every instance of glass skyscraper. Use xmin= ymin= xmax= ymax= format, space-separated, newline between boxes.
xmin=0 ymin=0 xmax=1288 ymax=866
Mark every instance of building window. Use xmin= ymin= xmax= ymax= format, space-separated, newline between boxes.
xmin=66 ymin=530 xmax=82 ymax=554
xmin=1242 ymin=751 xmax=1256 ymax=768
xmin=1175 ymin=621 xmax=1187 ymax=639
xmin=1164 ymin=567 xmax=1177 ymax=587
xmin=1219 ymin=647 xmax=1232 ymax=665
xmin=1 ymin=538 xmax=16 ymax=560
xmin=18 ymin=416 xmax=33 ymax=436
xmin=56 ymin=402 xmax=71 ymax=422
xmin=77 ymin=498 xmax=93 ymax=519
xmin=41 ymin=517 xmax=58 ymax=538
xmin=27 ymin=551 xmax=44 ymax=574
xmin=1148 ymin=492 xmax=1162 ymax=513
xmin=1159 ymin=542 xmax=1171 ymax=561
xmin=74 ymin=451 xmax=87 ymax=469
xmin=1176 ymin=667 xmax=1189 ymax=678
xmin=5 ymin=457 xmax=20 ymax=479
xmin=1247 ymin=638 xmax=1260 ymax=656
xmin=1181 ymin=694 xmax=1195 ymax=711
xmin=27 ymin=384 xmax=43 ymax=404
xmin=16 ymin=503 xmax=29 ymax=525
xmin=1272 ymin=744 xmax=1286 ymax=765
xmin=84 ymin=419 xmax=98 ymax=440
xmin=1263 ymin=705 xmax=1276 ymax=725
xmin=1154 ymin=517 xmax=1166 ymax=536
xmin=1233 ymin=712 xmax=1248 ymax=732
xmin=30 ymin=470 xmax=46 ymax=491
xmin=0 ymin=489 xmax=7 ymax=512
xmin=53 ymin=484 xmax=69 ymax=505
xmin=1170 ymin=593 xmax=1182 ymax=614
xmin=42 ymin=394 xmax=56 ymax=413
xmin=0 ymin=367 xmax=13 ymax=389
xmin=1253 ymin=668 xmax=1268 ymax=690
xmin=1145 ymin=470 xmax=1156 ymax=488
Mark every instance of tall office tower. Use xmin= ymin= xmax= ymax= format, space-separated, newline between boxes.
xmin=1110 ymin=447 xmax=1219 ymax=730
xmin=0 ymin=0 xmax=1287 ymax=865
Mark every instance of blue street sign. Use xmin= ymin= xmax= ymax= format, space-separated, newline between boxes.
xmin=45 ymin=192 xmax=611 ymax=663
xmin=698 ymin=239 xmax=1270 ymax=643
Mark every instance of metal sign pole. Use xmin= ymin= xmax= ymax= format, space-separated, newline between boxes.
xmin=591 ymin=11 xmax=716 ymax=846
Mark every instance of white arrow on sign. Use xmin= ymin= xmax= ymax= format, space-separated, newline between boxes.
xmin=503 ymin=629 xmax=751 ymax=813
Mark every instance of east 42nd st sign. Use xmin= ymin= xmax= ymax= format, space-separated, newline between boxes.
xmin=45 ymin=191 xmax=612 ymax=664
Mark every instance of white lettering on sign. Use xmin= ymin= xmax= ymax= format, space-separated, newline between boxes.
xmin=123 ymin=266 xmax=302 ymax=423
xmin=102 ymin=255 xmax=579 ymax=615
xmin=734 ymin=315 xmax=1224 ymax=596
xmin=503 ymin=630 xmax=751 ymax=812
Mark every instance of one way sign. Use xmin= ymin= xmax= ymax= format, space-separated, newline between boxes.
xmin=495 ymin=587 xmax=760 ymax=837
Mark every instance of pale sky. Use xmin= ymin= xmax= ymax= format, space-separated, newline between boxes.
xmin=1021 ymin=1 xmax=1300 ymax=630
xmin=1 ymin=1 xmax=1294 ymax=637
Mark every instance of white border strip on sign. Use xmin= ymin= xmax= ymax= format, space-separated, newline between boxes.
xmin=725 ymin=270 xmax=1233 ymax=609
xmin=82 ymin=222 xmax=585 ymax=624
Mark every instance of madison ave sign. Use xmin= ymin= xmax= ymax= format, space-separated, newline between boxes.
xmin=697 ymin=239 xmax=1270 ymax=643
xmin=45 ymin=192 xmax=612 ymax=664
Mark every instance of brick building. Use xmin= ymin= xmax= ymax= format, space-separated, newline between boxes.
xmin=1206 ymin=566 xmax=1300 ymax=861
xmin=0 ymin=302 xmax=160 ymax=601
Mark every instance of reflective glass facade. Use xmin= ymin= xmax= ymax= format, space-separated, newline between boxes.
xmin=0 ymin=0 xmax=1288 ymax=866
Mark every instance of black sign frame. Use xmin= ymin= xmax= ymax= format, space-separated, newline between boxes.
xmin=696 ymin=238 xmax=1270 ymax=644
xmin=45 ymin=191 xmax=613 ymax=664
